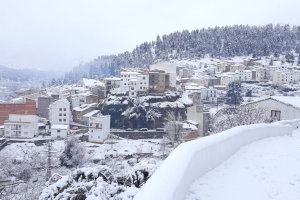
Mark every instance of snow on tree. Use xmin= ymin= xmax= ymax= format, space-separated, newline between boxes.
xmin=59 ymin=137 xmax=86 ymax=168
xmin=65 ymin=24 xmax=300 ymax=82
xmin=225 ymin=81 xmax=243 ymax=106
xmin=212 ymin=104 xmax=269 ymax=133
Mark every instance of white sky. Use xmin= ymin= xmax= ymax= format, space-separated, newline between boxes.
xmin=0 ymin=0 xmax=299 ymax=71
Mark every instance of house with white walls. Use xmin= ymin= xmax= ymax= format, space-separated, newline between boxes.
xmin=239 ymin=70 xmax=253 ymax=82
xmin=219 ymin=72 xmax=239 ymax=86
xmin=242 ymin=96 xmax=300 ymax=121
xmin=120 ymin=70 xmax=149 ymax=96
xmin=103 ymin=77 xmax=121 ymax=93
xmin=88 ymin=115 xmax=110 ymax=143
xmin=184 ymin=83 xmax=218 ymax=103
xmin=254 ymin=67 xmax=270 ymax=82
xmin=49 ymin=99 xmax=71 ymax=125
xmin=49 ymin=99 xmax=71 ymax=139
xmin=51 ymin=124 xmax=69 ymax=139
xmin=4 ymin=114 xmax=38 ymax=138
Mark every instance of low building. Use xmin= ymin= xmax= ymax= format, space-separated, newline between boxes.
xmin=4 ymin=114 xmax=38 ymax=138
xmin=70 ymin=92 xmax=99 ymax=108
xmin=186 ymin=105 xmax=210 ymax=136
xmin=184 ymin=83 xmax=218 ymax=103
xmin=219 ymin=72 xmax=239 ymax=86
xmin=103 ymin=77 xmax=121 ymax=93
xmin=72 ymin=103 xmax=97 ymax=124
xmin=82 ymin=110 xmax=101 ymax=126
xmin=0 ymin=98 xmax=36 ymax=125
xmin=51 ymin=124 xmax=69 ymax=139
xmin=242 ymin=96 xmax=300 ymax=121
xmin=88 ymin=115 xmax=110 ymax=143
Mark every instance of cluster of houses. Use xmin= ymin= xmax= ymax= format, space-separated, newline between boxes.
xmin=1 ymin=57 xmax=300 ymax=142
xmin=0 ymin=79 xmax=110 ymax=143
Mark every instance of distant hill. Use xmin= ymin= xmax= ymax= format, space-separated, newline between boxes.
xmin=0 ymin=65 xmax=60 ymax=82
xmin=64 ymin=24 xmax=300 ymax=83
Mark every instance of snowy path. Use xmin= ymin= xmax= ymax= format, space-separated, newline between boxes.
xmin=185 ymin=130 xmax=300 ymax=200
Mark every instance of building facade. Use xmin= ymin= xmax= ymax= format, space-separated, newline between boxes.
xmin=88 ymin=115 xmax=111 ymax=143
xmin=149 ymin=70 xmax=170 ymax=93
xmin=49 ymin=99 xmax=71 ymax=125
xmin=120 ymin=70 xmax=149 ymax=96
xmin=4 ymin=114 xmax=38 ymax=138
xmin=0 ymin=98 xmax=36 ymax=125
xmin=37 ymin=96 xmax=55 ymax=119
xmin=51 ymin=124 xmax=69 ymax=139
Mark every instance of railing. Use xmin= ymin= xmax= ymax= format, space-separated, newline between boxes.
xmin=134 ymin=119 xmax=300 ymax=200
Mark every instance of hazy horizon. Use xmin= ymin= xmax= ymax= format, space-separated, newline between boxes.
xmin=0 ymin=0 xmax=300 ymax=71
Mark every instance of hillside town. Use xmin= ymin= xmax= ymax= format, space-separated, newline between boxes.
xmin=1 ymin=55 xmax=300 ymax=142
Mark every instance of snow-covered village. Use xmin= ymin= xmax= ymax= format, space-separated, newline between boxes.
xmin=1 ymin=1 xmax=300 ymax=200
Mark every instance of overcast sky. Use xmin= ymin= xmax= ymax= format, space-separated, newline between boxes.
xmin=0 ymin=0 xmax=299 ymax=72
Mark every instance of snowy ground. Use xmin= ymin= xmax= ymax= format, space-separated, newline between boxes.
xmin=0 ymin=138 xmax=171 ymax=200
xmin=186 ymin=129 xmax=300 ymax=200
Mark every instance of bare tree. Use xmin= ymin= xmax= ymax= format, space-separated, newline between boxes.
xmin=164 ymin=112 xmax=184 ymax=147
xmin=212 ymin=104 xmax=269 ymax=133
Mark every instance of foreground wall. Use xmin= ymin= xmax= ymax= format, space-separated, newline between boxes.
xmin=135 ymin=120 xmax=300 ymax=200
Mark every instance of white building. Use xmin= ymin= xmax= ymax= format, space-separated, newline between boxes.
xmin=4 ymin=114 xmax=38 ymax=138
xmin=88 ymin=115 xmax=110 ymax=143
xmin=254 ymin=67 xmax=270 ymax=82
xmin=120 ymin=71 xmax=149 ymax=96
xmin=272 ymin=69 xmax=300 ymax=84
xmin=184 ymin=83 xmax=218 ymax=103
xmin=239 ymin=70 xmax=253 ymax=82
xmin=219 ymin=72 xmax=239 ymax=86
xmin=49 ymin=99 xmax=71 ymax=125
xmin=81 ymin=78 xmax=105 ymax=89
xmin=51 ymin=124 xmax=69 ymax=139
xmin=103 ymin=77 xmax=121 ymax=92
xmin=242 ymin=96 xmax=300 ymax=121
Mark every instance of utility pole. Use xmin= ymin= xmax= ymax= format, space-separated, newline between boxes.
xmin=44 ymin=140 xmax=56 ymax=181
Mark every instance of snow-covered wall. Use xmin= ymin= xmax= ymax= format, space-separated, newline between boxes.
xmin=135 ymin=121 xmax=299 ymax=200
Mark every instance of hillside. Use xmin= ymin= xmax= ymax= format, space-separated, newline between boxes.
xmin=0 ymin=65 xmax=59 ymax=82
xmin=0 ymin=65 xmax=61 ymax=101
xmin=64 ymin=24 xmax=300 ymax=83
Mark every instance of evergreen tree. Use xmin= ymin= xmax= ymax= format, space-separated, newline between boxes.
xmin=245 ymin=89 xmax=252 ymax=97
xmin=225 ymin=81 xmax=243 ymax=106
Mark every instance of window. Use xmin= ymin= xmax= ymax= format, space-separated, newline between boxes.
xmin=271 ymin=110 xmax=281 ymax=121
xmin=57 ymin=130 xmax=61 ymax=133
xmin=59 ymin=113 xmax=62 ymax=116
xmin=59 ymin=108 xmax=62 ymax=111
xmin=63 ymin=113 xmax=66 ymax=116
xmin=64 ymin=108 xmax=66 ymax=111
xmin=90 ymin=123 xmax=93 ymax=127
xmin=63 ymin=119 xmax=66 ymax=122
xmin=59 ymin=119 xmax=62 ymax=122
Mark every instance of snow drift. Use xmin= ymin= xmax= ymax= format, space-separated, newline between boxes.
xmin=134 ymin=120 xmax=300 ymax=200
